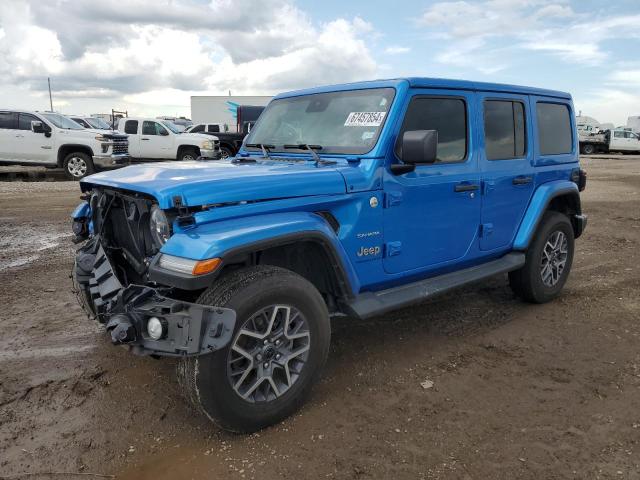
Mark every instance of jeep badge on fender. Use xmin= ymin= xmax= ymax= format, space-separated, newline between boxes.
xmin=71 ymin=77 xmax=586 ymax=433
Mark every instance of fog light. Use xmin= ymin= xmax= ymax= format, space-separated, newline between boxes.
xmin=147 ymin=316 xmax=167 ymax=340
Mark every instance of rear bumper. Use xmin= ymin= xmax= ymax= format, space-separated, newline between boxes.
xmin=93 ymin=153 xmax=130 ymax=168
xmin=74 ymin=241 xmax=235 ymax=357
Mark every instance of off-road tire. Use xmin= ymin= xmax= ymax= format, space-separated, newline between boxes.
xmin=220 ymin=146 xmax=234 ymax=159
xmin=178 ymin=147 xmax=199 ymax=161
xmin=509 ymin=211 xmax=574 ymax=303
xmin=581 ymin=143 xmax=595 ymax=155
xmin=177 ymin=265 xmax=331 ymax=433
xmin=63 ymin=152 xmax=95 ymax=180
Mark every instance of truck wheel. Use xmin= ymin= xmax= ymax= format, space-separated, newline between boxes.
xmin=177 ymin=265 xmax=331 ymax=433
xmin=220 ymin=146 xmax=233 ymax=159
xmin=178 ymin=147 xmax=198 ymax=161
xmin=581 ymin=144 xmax=595 ymax=155
xmin=509 ymin=211 xmax=574 ymax=304
xmin=63 ymin=152 xmax=95 ymax=180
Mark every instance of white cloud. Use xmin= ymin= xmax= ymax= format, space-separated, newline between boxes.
xmin=0 ymin=0 xmax=379 ymax=114
xmin=384 ymin=46 xmax=410 ymax=55
xmin=575 ymin=88 xmax=640 ymax=126
xmin=417 ymin=1 xmax=640 ymax=71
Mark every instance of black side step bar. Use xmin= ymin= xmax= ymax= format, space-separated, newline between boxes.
xmin=344 ymin=253 xmax=526 ymax=319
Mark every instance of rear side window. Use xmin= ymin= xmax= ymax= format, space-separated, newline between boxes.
xmin=483 ymin=100 xmax=526 ymax=160
xmin=124 ymin=120 xmax=138 ymax=134
xmin=0 ymin=112 xmax=17 ymax=129
xmin=396 ymin=97 xmax=467 ymax=163
xmin=536 ymin=103 xmax=572 ymax=155
xmin=207 ymin=124 xmax=220 ymax=133
xmin=18 ymin=113 xmax=40 ymax=130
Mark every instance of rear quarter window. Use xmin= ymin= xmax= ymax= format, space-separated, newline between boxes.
xmin=536 ymin=102 xmax=572 ymax=155
xmin=124 ymin=120 xmax=138 ymax=135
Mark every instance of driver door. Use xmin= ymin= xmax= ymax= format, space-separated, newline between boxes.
xmin=141 ymin=121 xmax=172 ymax=158
xmin=382 ymin=90 xmax=481 ymax=275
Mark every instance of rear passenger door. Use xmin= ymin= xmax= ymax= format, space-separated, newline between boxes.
xmin=478 ymin=93 xmax=534 ymax=251
xmin=0 ymin=112 xmax=18 ymax=161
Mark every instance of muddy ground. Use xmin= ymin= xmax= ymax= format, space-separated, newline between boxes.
xmin=0 ymin=156 xmax=639 ymax=479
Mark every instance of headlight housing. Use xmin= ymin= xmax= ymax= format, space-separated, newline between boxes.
xmin=201 ymin=140 xmax=214 ymax=150
xmin=150 ymin=205 xmax=171 ymax=246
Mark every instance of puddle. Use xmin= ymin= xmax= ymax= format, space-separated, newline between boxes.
xmin=0 ymin=224 xmax=71 ymax=272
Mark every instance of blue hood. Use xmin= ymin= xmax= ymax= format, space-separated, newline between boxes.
xmin=81 ymin=160 xmax=348 ymax=209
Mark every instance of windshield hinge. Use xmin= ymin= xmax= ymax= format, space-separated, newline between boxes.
xmin=172 ymin=196 xmax=195 ymax=228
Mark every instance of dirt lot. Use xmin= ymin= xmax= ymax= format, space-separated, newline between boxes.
xmin=1 ymin=157 xmax=639 ymax=479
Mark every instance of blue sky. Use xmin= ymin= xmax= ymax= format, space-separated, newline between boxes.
xmin=1 ymin=0 xmax=639 ymax=124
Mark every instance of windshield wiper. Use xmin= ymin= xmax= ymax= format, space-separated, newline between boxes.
xmin=283 ymin=144 xmax=323 ymax=162
xmin=245 ymin=143 xmax=275 ymax=160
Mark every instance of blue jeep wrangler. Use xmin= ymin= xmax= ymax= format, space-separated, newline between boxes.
xmin=72 ymin=78 xmax=587 ymax=432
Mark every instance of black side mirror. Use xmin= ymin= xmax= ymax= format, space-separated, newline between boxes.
xmin=31 ymin=121 xmax=45 ymax=134
xmin=402 ymin=130 xmax=438 ymax=164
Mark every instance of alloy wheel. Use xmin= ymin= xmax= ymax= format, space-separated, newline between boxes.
xmin=540 ymin=230 xmax=568 ymax=287
xmin=67 ymin=157 xmax=88 ymax=178
xmin=227 ymin=305 xmax=311 ymax=403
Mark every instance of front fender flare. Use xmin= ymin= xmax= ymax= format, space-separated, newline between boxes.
xmin=513 ymin=180 xmax=579 ymax=250
xmin=157 ymin=211 xmax=359 ymax=296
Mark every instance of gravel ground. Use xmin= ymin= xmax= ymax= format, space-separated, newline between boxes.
xmin=0 ymin=156 xmax=639 ymax=480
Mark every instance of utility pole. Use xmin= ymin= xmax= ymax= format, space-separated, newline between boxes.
xmin=48 ymin=77 xmax=53 ymax=112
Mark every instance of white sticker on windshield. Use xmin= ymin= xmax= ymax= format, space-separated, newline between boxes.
xmin=344 ymin=112 xmax=387 ymax=127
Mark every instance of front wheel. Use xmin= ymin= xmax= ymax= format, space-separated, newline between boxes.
xmin=63 ymin=152 xmax=95 ymax=180
xmin=581 ymin=143 xmax=595 ymax=155
xmin=178 ymin=147 xmax=198 ymax=161
xmin=177 ymin=265 xmax=331 ymax=433
xmin=509 ymin=211 xmax=575 ymax=303
xmin=220 ymin=146 xmax=233 ymax=159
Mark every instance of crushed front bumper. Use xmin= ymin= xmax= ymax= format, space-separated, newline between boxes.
xmin=74 ymin=241 xmax=235 ymax=357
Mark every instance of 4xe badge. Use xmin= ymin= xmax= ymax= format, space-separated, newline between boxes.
xmin=356 ymin=245 xmax=381 ymax=260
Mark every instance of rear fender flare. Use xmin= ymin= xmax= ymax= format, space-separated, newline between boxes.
xmin=513 ymin=180 xmax=580 ymax=250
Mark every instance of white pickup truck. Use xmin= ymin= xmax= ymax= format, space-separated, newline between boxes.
xmin=0 ymin=110 xmax=129 ymax=179
xmin=579 ymin=128 xmax=640 ymax=155
xmin=117 ymin=117 xmax=221 ymax=161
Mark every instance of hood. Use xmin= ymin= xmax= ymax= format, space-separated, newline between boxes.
xmin=81 ymin=159 xmax=347 ymax=209
xmin=181 ymin=132 xmax=215 ymax=141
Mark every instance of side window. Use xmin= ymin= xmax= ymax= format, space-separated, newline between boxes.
xmin=18 ymin=113 xmax=40 ymax=131
xmin=0 ymin=112 xmax=17 ymax=129
xmin=142 ymin=121 xmax=167 ymax=136
xmin=190 ymin=124 xmax=205 ymax=133
xmin=207 ymin=124 xmax=220 ymax=133
xmin=396 ymin=97 xmax=467 ymax=163
xmin=614 ymin=130 xmax=624 ymax=138
xmin=536 ymin=102 xmax=572 ymax=155
xmin=124 ymin=120 xmax=138 ymax=135
xmin=483 ymin=100 xmax=526 ymax=160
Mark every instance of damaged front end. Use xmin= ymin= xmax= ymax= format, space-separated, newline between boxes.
xmin=72 ymin=189 xmax=235 ymax=357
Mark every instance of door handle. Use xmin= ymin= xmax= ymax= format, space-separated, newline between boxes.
xmin=141 ymin=138 xmax=149 ymax=141
xmin=454 ymin=183 xmax=480 ymax=192
xmin=512 ymin=176 xmax=532 ymax=185
xmin=15 ymin=134 xmax=24 ymax=138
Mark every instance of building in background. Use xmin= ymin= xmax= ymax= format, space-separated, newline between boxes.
xmin=627 ymin=116 xmax=640 ymax=133
xmin=191 ymin=96 xmax=271 ymax=131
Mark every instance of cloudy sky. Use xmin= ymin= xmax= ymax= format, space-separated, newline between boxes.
xmin=0 ymin=0 xmax=639 ymax=124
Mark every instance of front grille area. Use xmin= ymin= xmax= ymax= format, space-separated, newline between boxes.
xmin=112 ymin=141 xmax=128 ymax=155
xmin=91 ymin=189 xmax=156 ymax=285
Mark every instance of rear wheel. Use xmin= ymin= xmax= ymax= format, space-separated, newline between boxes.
xmin=509 ymin=211 xmax=574 ymax=303
xmin=581 ymin=143 xmax=595 ymax=155
xmin=178 ymin=147 xmax=198 ymax=161
xmin=63 ymin=152 xmax=94 ymax=180
xmin=177 ymin=265 xmax=331 ymax=433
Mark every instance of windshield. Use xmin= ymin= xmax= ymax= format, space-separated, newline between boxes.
xmin=86 ymin=117 xmax=110 ymax=129
xmin=246 ymin=88 xmax=395 ymax=154
xmin=42 ymin=113 xmax=84 ymax=130
xmin=161 ymin=120 xmax=182 ymax=133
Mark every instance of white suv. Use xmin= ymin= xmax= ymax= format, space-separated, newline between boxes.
xmin=0 ymin=110 xmax=129 ymax=179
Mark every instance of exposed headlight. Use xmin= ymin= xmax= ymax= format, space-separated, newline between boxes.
xmin=147 ymin=316 xmax=167 ymax=340
xmin=150 ymin=205 xmax=171 ymax=246
xmin=201 ymin=140 xmax=214 ymax=149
